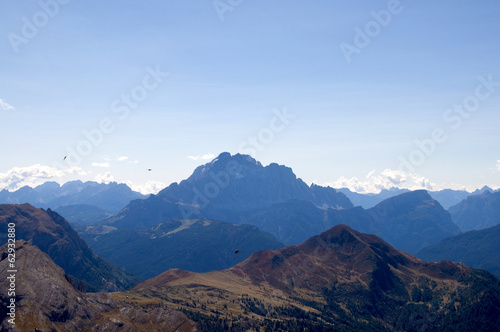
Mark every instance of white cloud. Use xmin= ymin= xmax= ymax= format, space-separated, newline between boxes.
xmin=497 ymin=160 xmax=500 ymax=171
xmin=0 ymin=164 xmax=87 ymax=191
xmin=188 ymin=153 xmax=215 ymax=161
xmin=117 ymin=156 xmax=128 ymax=161
xmin=127 ymin=180 xmax=166 ymax=195
xmin=94 ymin=172 xmax=114 ymax=184
xmin=0 ymin=99 xmax=15 ymax=111
xmin=133 ymin=160 xmax=139 ymax=164
xmin=91 ymin=162 xmax=110 ymax=168
xmin=66 ymin=167 xmax=88 ymax=176
xmin=320 ymin=169 xmax=435 ymax=194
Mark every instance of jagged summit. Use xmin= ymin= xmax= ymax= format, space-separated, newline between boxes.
xmin=185 ymin=152 xmax=262 ymax=183
xmin=471 ymin=185 xmax=495 ymax=195
xmin=154 ymin=152 xmax=353 ymax=213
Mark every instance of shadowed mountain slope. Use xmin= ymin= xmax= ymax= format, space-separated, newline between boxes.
xmin=448 ymin=191 xmax=500 ymax=231
xmin=55 ymin=204 xmax=113 ymax=226
xmin=365 ymin=190 xmax=461 ymax=254
xmin=80 ymin=219 xmax=284 ymax=279
xmin=0 ymin=204 xmax=140 ymax=292
xmin=417 ymin=223 xmax=500 ymax=277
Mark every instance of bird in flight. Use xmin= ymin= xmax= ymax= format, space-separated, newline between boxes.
xmin=147 ymin=169 xmax=152 ymax=171
xmin=235 ymin=249 xmax=239 ymax=254
xmin=63 ymin=155 xmax=67 ymax=161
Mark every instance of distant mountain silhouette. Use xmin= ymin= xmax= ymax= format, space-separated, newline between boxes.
xmin=448 ymin=191 xmax=500 ymax=231
xmin=470 ymin=185 xmax=496 ymax=195
xmin=417 ymin=223 xmax=500 ymax=277
xmin=233 ymin=190 xmax=460 ymax=253
xmin=365 ymin=190 xmax=461 ymax=254
xmin=336 ymin=187 xmax=409 ymax=208
xmin=80 ymin=219 xmax=284 ymax=279
xmin=338 ymin=187 xmax=472 ymax=210
xmin=0 ymin=203 xmax=140 ymax=291
xmin=133 ymin=224 xmax=500 ymax=331
xmin=0 ymin=180 xmax=147 ymax=213
xmin=0 ymin=241 xmax=196 ymax=331
xmin=428 ymin=188 xmax=470 ymax=209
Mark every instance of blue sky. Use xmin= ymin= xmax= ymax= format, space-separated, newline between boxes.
xmin=1 ymin=0 xmax=500 ymax=193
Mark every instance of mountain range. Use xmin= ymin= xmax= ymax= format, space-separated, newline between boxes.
xmin=448 ymin=190 xmax=500 ymax=231
xmin=339 ymin=186 xmax=496 ymax=210
xmin=3 ymin=222 xmax=499 ymax=330
xmin=0 ymin=204 xmax=139 ymax=292
xmin=326 ymin=190 xmax=461 ymax=254
xmin=94 ymin=153 xmax=460 ymax=255
xmin=79 ymin=189 xmax=461 ymax=281
xmin=0 ymin=180 xmax=147 ymax=213
xmin=130 ymin=224 xmax=500 ymax=331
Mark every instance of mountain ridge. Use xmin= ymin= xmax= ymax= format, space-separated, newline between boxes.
xmin=448 ymin=191 xmax=500 ymax=231
xmin=0 ymin=180 xmax=147 ymax=213
xmin=0 ymin=203 xmax=140 ymax=292
xmin=130 ymin=224 xmax=500 ymax=331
